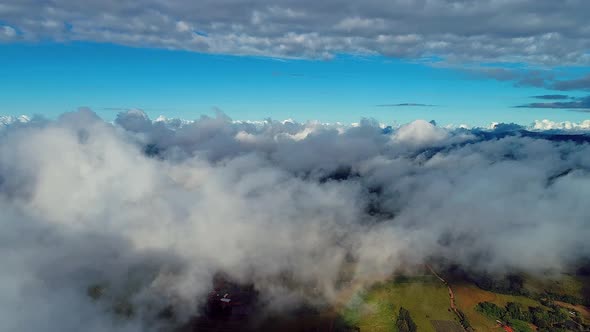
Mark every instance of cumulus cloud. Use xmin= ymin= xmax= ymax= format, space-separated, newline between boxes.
xmin=1 ymin=109 xmax=590 ymax=331
xmin=1 ymin=0 xmax=590 ymax=64
xmin=392 ymin=119 xmax=451 ymax=148
xmin=531 ymin=119 xmax=590 ymax=131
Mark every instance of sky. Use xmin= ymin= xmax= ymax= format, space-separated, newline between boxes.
xmin=1 ymin=0 xmax=590 ymax=126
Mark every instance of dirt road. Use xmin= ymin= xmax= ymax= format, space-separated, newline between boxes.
xmin=426 ymin=264 xmax=469 ymax=331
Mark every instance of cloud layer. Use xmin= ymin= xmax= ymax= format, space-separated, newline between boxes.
xmin=1 ymin=109 xmax=590 ymax=331
xmin=1 ymin=0 xmax=590 ymax=64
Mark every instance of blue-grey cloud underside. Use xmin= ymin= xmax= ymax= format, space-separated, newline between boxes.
xmin=531 ymin=95 xmax=571 ymax=100
xmin=1 ymin=0 xmax=590 ymax=65
xmin=515 ymin=96 xmax=590 ymax=109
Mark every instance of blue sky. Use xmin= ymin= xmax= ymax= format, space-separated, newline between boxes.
xmin=1 ymin=42 xmax=587 ymax=127
xmin=1 ymin=0 xmax=590 ymax=126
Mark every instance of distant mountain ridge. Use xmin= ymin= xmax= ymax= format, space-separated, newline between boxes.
xmin=0 ymin=115 xmax=30 ymax=127
xmin=1 ymin=111 xmax=590 ymax=136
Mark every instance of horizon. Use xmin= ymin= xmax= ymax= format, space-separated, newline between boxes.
xmin=3 ymin=106 xmax=590 ymax=132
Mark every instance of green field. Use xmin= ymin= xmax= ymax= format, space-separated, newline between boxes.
xmin=340 ymin=276 xmax=459 ymax=332
xmin=523 ymin=274 xmax=588 ymax=299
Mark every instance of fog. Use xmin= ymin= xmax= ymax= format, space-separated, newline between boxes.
xmin=1 ymin=108 xmax=589 ymax=331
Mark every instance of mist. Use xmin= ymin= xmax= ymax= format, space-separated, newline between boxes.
xmin=1 ymin=108 xmax=589 ymax=331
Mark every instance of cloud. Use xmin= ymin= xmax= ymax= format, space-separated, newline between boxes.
xmin=0 ymin=25 xmax=16 ymax=40
xmin=463 ymin=66 xmax=556 ymax=89
xmin=515 ymin=95 xmax=590 ymax=109
xmin=552 ymin=74 xmax=590 ymax=91
xmin=2 ymin=109 xmax=590 ymax=331
xmin=392 ymin=119 xmax=450 ymax=147
xmin=467 ymin=66 xmax=590 ymax=92
xmin=175 ymin=21 xmax=191 ymax=33
xmin=531 ymin=119 xmax=590 ymax=131
xmin=376 ymin=103 xmax=436 ymax=107
xmin=1 ymin=1 xmax=590 ymax=64
xmin=532 ymin=94 xmax=571 ymax=100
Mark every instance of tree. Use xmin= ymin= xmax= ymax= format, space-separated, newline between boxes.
xmin=396 ymin=319 xmax=410 ymax=332
xmin=396 ymin=307 xmax=417 ymax=332
xmin=475 ymin=301 xmax=505 ymax=319
xmin=505 ymin=302 xmax=530 ymax=321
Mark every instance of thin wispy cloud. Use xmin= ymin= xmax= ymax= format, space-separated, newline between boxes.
xmin=376 ymin=103 xmax=437 ymax=107
xmin=468 ymin=66 xmax=590 ymax=93
xmin=515 ymin=95 xmax=590 ymax=109
xmin=531 ymin=94 xmax=571 ymax=100
xmin=552 ymin=73 xmax=590 ymax=91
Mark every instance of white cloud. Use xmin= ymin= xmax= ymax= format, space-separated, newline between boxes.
xmin=1 ymin=109 xmax=590 ymax=331
xmin=531 ymin=119 xmax=590 ymax=131
xmin=392 ymin=119 xmax=449 ymax=147
xmin=0 ymin=25 xmax=16 ymax=39
xmin=175 ymin=21 xmax=190 ymax=33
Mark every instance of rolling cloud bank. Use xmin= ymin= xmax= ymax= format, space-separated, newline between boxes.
xmin=1 ymin=109 xmax=590 ymax=331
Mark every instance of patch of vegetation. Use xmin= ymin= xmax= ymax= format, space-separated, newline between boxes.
xmin=543 ymin=291 xmax=586 ymax=306
xmin=453 ymin=283 xmax=545 ymax=331
xmin=395 ymin=307 xmax=417 ymax=332
xmin=471 ymin=273 xmax=528 ymax=297
xmin=475 ymin=301 xmax=504 ymax=319
xmin=505 ymin=302 xmax=532 ymax=322
xmin=475 ymin=300 xmax=584 ymax=332
xmin=522 ymin=274 xmax=590 ymax=306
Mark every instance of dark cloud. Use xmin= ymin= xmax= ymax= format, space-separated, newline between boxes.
xmin=532 ymin=94 xmax=571 ymax=100
xmin=376 ymin=103 xmax=436 ymax=107
xmin=515 ymin=95 xmax=590 ymax=109
xmin=464 ymin=66 xmax=555 ymax=88
xmin=467 ymin=66 xmax=590 ymax=92
xmin=1 ymin=1 xmax=590 ymax=64
xmin=552 ymin=74 xmax=590 ymax=91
